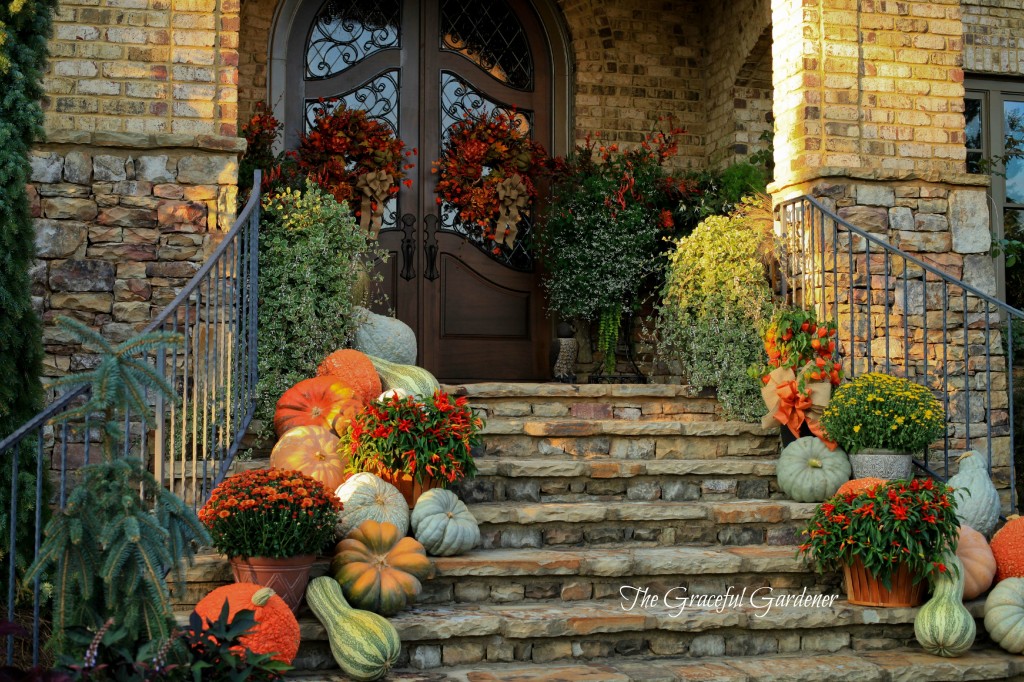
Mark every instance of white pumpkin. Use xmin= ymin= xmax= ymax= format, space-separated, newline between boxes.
xmin=985 ymin=577 xmax=1024 ymax=654
xmin=377 ymin=388 xmax=412 ymax=403
xmin=411 ymin=489 xmax=480 ymax=556
xmin=353 ymin=306 xmax=417 ymax=365
xmin=947 ymin=451 xmax=1001 ymax=537
xmin=776 ymin=437 xmax=851 ymax=502
xmin=334 ymin=472 xmax=410 ymax=539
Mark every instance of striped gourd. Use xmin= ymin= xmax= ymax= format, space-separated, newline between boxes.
xmin=305 ymin=576 xmax=401 ymax=681
xmin=914 ymin=553 xmax=976 ymax=657
xmin=367 ymin=355 xmax=440 ymax=398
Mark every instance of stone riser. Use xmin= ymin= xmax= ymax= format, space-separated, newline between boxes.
xmin=291 ymin=623 xmax=932 ymax=672
xmin=481 ymin=434 xmax=779 ymax=460
xmin=478 ymin=520 xmax=807 ymax=549
xmin=470 ymin=399 xmax=725 ymax=423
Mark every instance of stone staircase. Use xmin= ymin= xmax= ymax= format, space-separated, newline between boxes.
xmin=178 ymin=383 xmax=1024 ymax=681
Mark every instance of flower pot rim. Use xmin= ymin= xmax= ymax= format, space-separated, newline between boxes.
xmin=850 ymin=448 xmax=914 ymax=457
xmin=228 ymin=553 xmax=318 ymax=563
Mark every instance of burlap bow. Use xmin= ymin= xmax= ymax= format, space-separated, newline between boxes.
xmin=356 ymin=170 xmax=394 ymax=239
xmin=760 ymin=364 xmax=836 ymax=449
xmin=494 ymin=174 xmax=529 ymax=247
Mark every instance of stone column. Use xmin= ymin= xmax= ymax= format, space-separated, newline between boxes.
xmin=769 ymin=0 xmax=1010 ymax=503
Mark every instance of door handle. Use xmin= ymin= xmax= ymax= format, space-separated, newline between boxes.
xmin=423 ymin=214 xmax=439 ymax=281
xmin=400 ymin=213 xmax=416 ymax=281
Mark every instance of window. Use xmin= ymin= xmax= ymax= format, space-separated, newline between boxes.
xmin=965 ymin=77 xmax=1024 ymax=309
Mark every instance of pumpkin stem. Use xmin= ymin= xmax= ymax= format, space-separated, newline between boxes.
xmin=955 ymin=451 xmax=975 ymax=463
xmin=808 ymin=458 xmax=822 ymax=468
xmin=252 ymin=587 xmax=277 ymax=607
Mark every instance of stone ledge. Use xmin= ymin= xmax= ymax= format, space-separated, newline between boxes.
xmin=469 ymin=500 xmax=816 ymax=525
xmin=41 ymin=129 xmax=247 ymax=154
xmin=769 ymin=168 xmax=990 ymax=198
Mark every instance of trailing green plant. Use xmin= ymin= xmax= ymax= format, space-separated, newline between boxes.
xmin=656 ymin=195 xmax=775 ymax=421
xmin=0 ymin=0 xmax=56 ymax=611
xmin=256 ymin=179 xmax=386 ymax=430
xmin=23 ymin=317 xmax=210 ymax=653
xmin=675 ymin=161 xmax=769 ymax=234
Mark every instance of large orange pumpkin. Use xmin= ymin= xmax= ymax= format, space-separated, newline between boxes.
xmin=317 ymin=349 xmax=382 ymax=404
xmin=193 ymin=583 xmax=300 ymax=663
xmin=958 ymin=524 xmax=997 ymax=600
xmin=270 ymin=425 xmax=348 ymax=491
xmin=835 ymin=477 xmax=887 ymax=498
xmin=991 ymin=517 xmax=1024 ymax=581
xmin=330 ymin=519 xmax=433 ymax=616
xmin=273 ymin=376 xmax=362 ymax=437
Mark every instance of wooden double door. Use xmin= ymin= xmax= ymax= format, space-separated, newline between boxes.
xmin=286 ymin=0 xmax=553 ymax=381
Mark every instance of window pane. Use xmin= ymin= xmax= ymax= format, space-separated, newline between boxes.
xmin=1005 ymin=101 xmax=1024 ymax=204
xmin=965 ymin=97 xmax=982 ymax=150
xmin=306 ymin=0 xmax=401 ymax=79
xmin=967 ymin=151 xmax=983 ymax=175
xmin=440 ymin=0 xmax=534 ymax=90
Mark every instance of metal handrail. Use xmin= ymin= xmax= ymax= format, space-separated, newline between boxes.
xmin=775 ymin=194 xmax=1022 ymax=513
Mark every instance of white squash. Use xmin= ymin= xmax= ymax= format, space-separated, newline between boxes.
xmin=335 ymin=473 xmax=410 ymax=539
xmin=985 ymin=577 xmax=1024 ymax=654
xmin=411 ymin=489 xmax=480 ymax=556
xmin=947 ymin=451 xmax=1000 ymax=537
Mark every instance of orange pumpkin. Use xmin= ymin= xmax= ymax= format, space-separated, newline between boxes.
xmin=273 ymin=376 xmax=362 ymax=437
xmin=330 ymin=519 xmax=433 ymax=616
xmin=317 ymin=349 xmax=382 ymax=404
xmin=270 ymin=425 xmax=348 ymax=491
xmin=193 ymin=583 xmax=300 ymax=663
xmin=991 ymin=517 xmax=1024 ymax=581
xmin=958 ymin=524 xmax=997 ymax=600
xmin=835 ymin=477 xmax=887 ymax=498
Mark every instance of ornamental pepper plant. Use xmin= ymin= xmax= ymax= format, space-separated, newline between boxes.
xmin=749 ymin=308 xmax=843 ymax=390
xmin=798 ymin=478 xmax=960 ymax=589
xmin=199 ymin=468 xmax=342 ymax=559
xmin=342 ymin=391 xmax=484 ymax=486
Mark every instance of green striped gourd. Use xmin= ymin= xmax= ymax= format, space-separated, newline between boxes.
xmin=914 ymin=553 xmax=976 ymax=657
xmin=367 ymin=355 xmax=440 ymax=398
xmin=305 ymin=576 xmax=401 ymax=681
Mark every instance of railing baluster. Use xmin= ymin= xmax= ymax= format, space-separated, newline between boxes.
xmin=964 ymin=290 xmax=971 ymax=451
xmin=884 ymin=250 xmax=892 ymax=373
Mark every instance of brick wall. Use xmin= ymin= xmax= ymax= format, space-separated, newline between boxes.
xmin=45 ymin=0 xmax=240 ymax=137
xmin=963 ymin=0 xmax=1024 ymax=76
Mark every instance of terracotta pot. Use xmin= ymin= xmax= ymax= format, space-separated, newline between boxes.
xmin=379 ymin=470 xmax=439 ymax=508
xmin=229 ymin=554 xmax=316 ymax=613
xmin=843 ymin=556 xmax=927 ymax=607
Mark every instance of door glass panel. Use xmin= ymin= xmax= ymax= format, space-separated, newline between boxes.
xmin=306 ymin=0 xmax=401 ymax=79
xmin=304 ymin=70 xmax=400 ymax=134
xmin=965 ymin=97 xmax=983 ymax=174
xmin=1005 ymin=100 xmax=1024 ymax=205
xmin=439 ymin=0 xmax=533 ymax=90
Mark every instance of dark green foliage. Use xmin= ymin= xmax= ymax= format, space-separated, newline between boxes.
xmin=23 ymin=318 xmax=210 ymax=652
xmin=179 ymin=601 xmax=290 ymax=681
xmin=676 ymin=162 xmax=769 ymax=234
xmin=0 ymin=0 xmax=57 ymax=611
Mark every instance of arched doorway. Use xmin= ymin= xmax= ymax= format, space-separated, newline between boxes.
xmin=271 ymin=0 xmax=571 ymax=382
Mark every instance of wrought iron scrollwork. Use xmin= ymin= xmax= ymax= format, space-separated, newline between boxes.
xmin=400 ymin=213 xmax=416 ymax=281
xmin=304 ymin=70 xmax=401 ymax=134
xmin=306 ymin=0 xmax=401 ymax=80
xmin=439 ymin=0 xmax=533 ymax=90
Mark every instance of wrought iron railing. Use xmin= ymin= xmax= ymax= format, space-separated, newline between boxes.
xmin=1 ymin=173 xmax=261 ymax=663
xmin=775 ymin=194 xmax=1023 ymax=513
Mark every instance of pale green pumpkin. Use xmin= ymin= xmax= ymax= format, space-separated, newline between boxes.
xmin=947 ymin=451 xmax=1000 ymax=538
xmin=985 ymin=577 xmax=1024 ymax=654
xmin=776 ymin=437 xmax=851 ymax=502
xmin=366 ymin=355 xmax=440 ymax=398
xmin=411 ymin=488 xmax=480 ymax=556
xmin=914 ymin=553 xmax=976 ymax=657
xmin=335 ymin=472 xmax=410 ymax=539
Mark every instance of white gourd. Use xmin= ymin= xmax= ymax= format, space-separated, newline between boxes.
xmin=914 ymin=553 xmax=976 ymax=657
xmin=775 ymin=437 xmax=851 ymax=502
xmin=986 ymin=578 xmax=1024 ymax=654
xmin=352 ymin=307 xmax=417 ymax=365
xmin=411 ymin=489 xmax=480 ymax=556
xmin=335 ymin=473 xmax=410 ymax=539
xmin=947 ymin=451 xmax=1000 ymax=537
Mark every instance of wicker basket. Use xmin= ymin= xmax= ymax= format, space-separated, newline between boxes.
xmin=843 ymin=556 xmax=927 ymax=607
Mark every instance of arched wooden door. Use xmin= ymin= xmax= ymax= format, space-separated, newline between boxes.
xmin=286 ymin=0 xmax=553 ymax=382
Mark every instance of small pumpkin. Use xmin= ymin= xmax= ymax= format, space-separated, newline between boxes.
xmin=914 ymin=552 xmax=976 ymax=657
xmin=318 ymin=349 xmax=383 ymax=404
xmin=335 ymin=472 xmax=410 ymax=538
xmin=985 ymin=577 xmax=1024 ymax=653
xmin=835 ymin=477 xmax=887 ymax=498
xmin=273 ymin=376 xmax=363 ymax=438
xmin=331 ymin=519 xmax=433 ymax=615
xmin=947 ymin=451 xmax=1001 ymax=537
xmin=270 ymin=425 xmax=348 ymax=492
xmin=957 ymin=525 xmax=997 ymax=600
xmin=776 ymin=437 xmax=851 ymax=502
xmin=990 ymin=516 xmax=1024 ymax=581
xmin=193 ymin=583 xmax=300 ymax=664
xmin=305 ymin=576 xmax=401 ymax=681
xmin=411 ymin=488 xmax=480 ymax=556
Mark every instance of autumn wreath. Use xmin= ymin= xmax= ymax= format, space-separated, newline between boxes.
xmin=298 ymin=100 xmax=416 ymax=238
xmin=433 ymin=110 xmax=547 ymax=248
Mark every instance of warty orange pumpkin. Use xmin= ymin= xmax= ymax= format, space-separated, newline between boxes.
xmin=193 ymin=583 xmax=300 ymax=663
xmin=317 ymin=349 xmax=382 ymax=404
xmin=991 ymin=517 xmax=1024 ymax=582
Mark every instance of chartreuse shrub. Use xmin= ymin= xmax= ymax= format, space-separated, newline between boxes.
xmin=656 ymin=195 xmax=775 ymax=421
xmin=0 ymin=0 xmax=56 ymax=608
xmin=256 ymin=180 xmax=386 ymax=426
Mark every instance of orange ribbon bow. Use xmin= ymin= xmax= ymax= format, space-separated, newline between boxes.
xmin=760 ymin=365 xmax=837 ymax=449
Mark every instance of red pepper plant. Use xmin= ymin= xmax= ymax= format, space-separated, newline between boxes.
xmin=342 ymin=391 xmax=484 ymax=486
xmin=199 ymin=468 xmax=342 ymax=559
xmin=798 ymin=478 xmax=960 ymax=589
xmin=749 ymin=308 xmax=843 ymax=390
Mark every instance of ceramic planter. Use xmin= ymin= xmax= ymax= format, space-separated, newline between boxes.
xmin=849 ymin=448 xmax=913 ymax=480
xmin=229 ymin=554 xmax=316 ymax=613
xmin=379 ymin=470 xmax=439 ymax=508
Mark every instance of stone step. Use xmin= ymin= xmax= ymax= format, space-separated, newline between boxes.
xmin=262 ymin=598 xmax=989 ymax=672
xmin=176 ymin=545 xmax=837 ymax=610
xmin=290 ymin=648 xmax=1024 ymax=682
xmin=470 ymin=500 xmax=815 ymax=548
xmin=456 ymin=458 xmax=781 ymax=504
xmin=480 ymin=418 xmax=779 ymax=461
xmin=444 ymin=382 xmax=726 ymax=423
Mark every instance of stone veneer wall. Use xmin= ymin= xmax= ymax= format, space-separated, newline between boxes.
xmin=28 ymin=132 xmax=243 ymax=386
